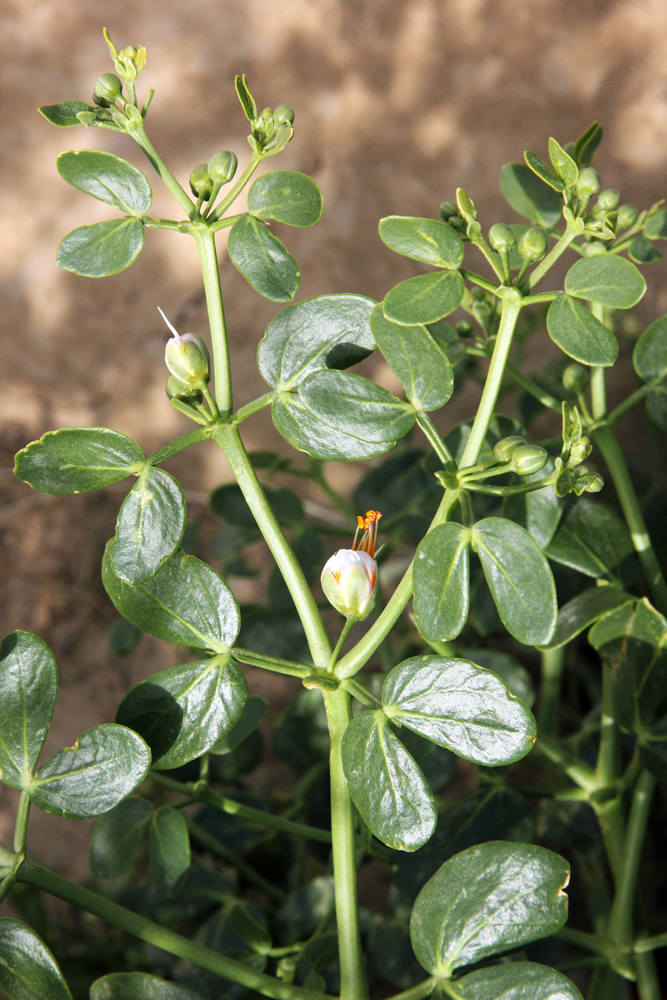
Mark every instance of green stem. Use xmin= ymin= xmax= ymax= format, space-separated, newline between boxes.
xmin=384 ymin=979 xmax=438 ymax=1000
xmin=591 ymin=366 xmax=607 ymax=419
xmin=607 ymin=384 xmax=654 ymax=425
xmin=538 ymin=646 xmax=564 ymax=737
xmin=635 ymin=931 xmax=667 ymax=953
xmin=17 ymin=860 xmax=327 ymax=1000
xmin=636 ymin=952 xmax=662 ymax=1000
xmin=328 ymin=619 xmax=355 ymax=673
xmin=458 ymin=268 xmax=501 ymax=294
xmin=504 ymin=359 xmax=563 ymax=412
xmin=608 ymin=769 xmax=656 ymax=948
xmin=557 ymin=926 xmax=608 ymax=955
xmin=233 ymin=391 xmax=275 ymax=424
xmin=169 ymin=398 xmax=209 ymax=424
xmin=13 ymin=790 xmax=30 ymax=854
xmin=521 ymin=290 xmax=559 ymax=305
xmin=525 ymin=225 xmax=580 ymax=290
xmin=322 ymin=688 xmax=368 ymax=1000
xmin=588 ymin=965 xmax=629 ymax=1000
xmin=131 ymin=124 xmax=195 ymax=218
xmin=213 ymin=422 xmax=331 ymax=667
xmin=596 ymin=663 xmax=619 ymax=788
xmin=232 ymin=647 xmax=311 ymax=678
xmin=208 ymin=151 xmax=262 ymax=222
xmin=194 ymin=229 xmax=233 ymax=416
xmin=415 ymin=412 xmax=454 ymax=463
xmin=146 ymin=427 xmax=211 ymax=466
xmin=534 ymin=738 xmax=597 ymax=791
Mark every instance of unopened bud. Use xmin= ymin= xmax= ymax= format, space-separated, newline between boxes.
xmin=159 ymin=308 xmax=210 ymax=388
xmin=321 ymin=512 xmax=381 ymax=622
xmin=488 ymin=223 xmax=516 ymax=253
xmin=512 ymin=444 xmax=548 ymax=476
xmin=189 ymin=164 xmax=213 ymax=201
xmin=518 ymin=226 xmax=548 ymax=262
xmin=597 ymin=189 xmax=620 ymax=211
xmin=207 ymin=151 xmax=238 ymax=184
xmin=563 ymin=364 xmax=589 ymax=393
xmin=493 ymin=436 xmax=526 ymax=462
xmin=273 ymin=104 xmax=295 ymax=125
xmin=439 ymin=201 xmax=458 ymax=222
xmin=570 ymin=438 xmax=591 ymax=465
xmin=165 ymin=375 xmax=203 ymax=405
xmin=93 ymin=73 xmax=123 ymax=107
xmin=576 ymin=168 xmax=601 ymax=198
xmin=259 ymin=107 xmax=273 ymax=123
xmin=617 ymin=204 xmax=638 ymax=230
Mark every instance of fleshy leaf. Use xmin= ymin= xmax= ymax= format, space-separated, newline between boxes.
xmin=56 ymin=218 xmax=145 ymax=277
xmin=0 ymin=919 xmax=73 ymax=1000
xmin=89 ymin=796 xmax=153 ymax=878
xmin=228 ymin=215 xmax=299 ymax=301
xmin=382 ymin=270 xmax=465 ymax=326
xmin=57 ymin=150 xmax=152 ymax=215
xmin=109 ymin=467 xmax=186 ymax=584
xmin=378 ymin=216 xmax=464 ymax=269
xmin=14 ymin=428 xmax=144 ymax=495
xmin=39 ymin=100 xmax=92 ymax=127
xmin=90 ymin=973 xmax=207 ymax=1000
xmin=247 ymin=170 xmax=322 ymax=227
xmin=0 ymin=632 xmax=58 ymax=789
xmin=564 ymin=255 xmax=646 ymax=309
xmin=453 ymin=961 xmax=583 ymax=1000
xmin=413 ymin=524 xmax=471 ymax=641
xmin=499 ymin=163 xmax=562 ymax=227
xmin=370 ymin=305 xmax=454 ymax=411
xmin=149 ymin=807 xmax=191 ymax=898
xmin=547 ymin=294 xmax=618 ymax=367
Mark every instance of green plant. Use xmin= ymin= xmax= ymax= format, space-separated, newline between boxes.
xmin=3 ymin=29 xmax=667 ymax=1000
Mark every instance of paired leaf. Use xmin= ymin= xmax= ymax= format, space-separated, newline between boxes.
xmin=524 ymin=151 xmax=566 ymax=192
xmin=0 ymin=919 xmax=73 ymax=1000
xmin=564 ymin=255 xmax=646 ymax=309
xmin=409 ymin=841 xmax=569 ymax=976
xmin=90 ymin=796 xmax=153 ymax=878
xmin=228 ymin=215 xmax=299 ymax=301
xmin=39 ymin=101 xmax=92 ymax=127
xmin=57 ymin=218 xmax=145 ymax=277
xmin=633 ymin=314 xmax=667 ymax=382
xmin=382 ymin=656 xmax=536 ymax=766
xmin=499 ymin=163 xmax=562 ymax=227
xmin=413 ymin=523 xmax=471 ymax=641
xmin=258 ymin=294 xmax=376 ymax=390
xmin=547 ymin=295 xmax=618 ymax=366
xmin=247 ymin=170 xmax=322 ymax=227
xmin=102 ymin=546 xmax=240 ymax=652
xmin=0 ymin=632 xmax=58 ymax=789
xmin=57 ymin=150 xmax=151 ymax=216
xmin=14 ymin=427 xmax=144 ymax=495
xmin=116 ymin=655 xmax=247 ymax=769
xmin=90 ymin=973 xmax=207 ymax=1000
xmin=149 ymin=807 xmax=191 ymax=898
xmin=109 ymin=467 xmax=186 ymax=584
xmin=370 ymin=305 xmax=454 ymax=411
xmin=546 ymin=498 xmax=634 ymax=583
xmin=453 ymin=962 xmax=583 ymax=1000
xmin=472 ymin=518 xmax=558 ymax=645
xmin=644 ymin=209 xmax=667 ymax=240
xmin=28 ymin=724 xmax=150 ymax=818
xmin=341 ymin=711 xmax=436 ymax=851
xmin=629 ymin=236 xmax=662 ymax=264
xmin=382 ymin=270 xmax=465 ymax=326
xmin=378 ymin=216 xmax=464 ymax=268
xmin=548 ymin=138 xmax=578 ymax=186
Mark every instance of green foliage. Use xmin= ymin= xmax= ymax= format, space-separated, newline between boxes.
xmin=149 ymin=807 xmax=191 ymax=897
xmin=452 ymin=962 xmax=583 ymax=999
xmin=57 ymin=150 xmax=152 ymax=215
xmin=110 ymin=467 xmax=187 ymax=584
xmin=89 ymin=797 xmax=153 ymax=877
xmin=413 ymin=523 xmax=470 ymax=640
xmin=227 ymin=215 xmax=299 ymax=301
xmin=547 ymin=294 xmax=618 ymax=366
xmin=370 ymin=305 xmax=454 ymax=411
xmin=90 ymin=973 xmax=208 ymax=1000
xmin=57 ymin=218 xmax=146 ymax=277
xmin=14 ymin=427 xmax=144 ymax=495
xmin=247 ymin=170 xmax=322 ymax=227
xmin=499 ymin=162 xmax=562 ymax=226
xmin=564 ymin=254 xmax=646 ymax=308
xmin=382 ymin=269 xmax=465 ymax=325
xmin=0 ymin=632 xmax=57 ymax=789
xmin=39 ymin=100 xmax=92 ymax=126
xmin=0 ymin=919 xmax=73 ymax=1000
xmin=378 ymin=215 xmax=464 ymax=268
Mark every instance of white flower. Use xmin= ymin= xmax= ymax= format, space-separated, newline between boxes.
xmin=321 ymin=511 xmax=381 ymax=621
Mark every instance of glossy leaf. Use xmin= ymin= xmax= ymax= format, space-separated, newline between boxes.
xmin=382 ymin=270 xmax=465 ymax=326
xmin=116 ymin=655 xmax=247 ymax=769
xmin=258 ymin=294 xmax=376 ymax=390
xmin=543 ymin=586 xmax=632 ymax=650
xmin=247 ymin=170 xmax=322 ymax=227
xmin=546 ymin=498 xmax=634 ymax=583
xmin=14 ymin=427 xmax=144 ymax=495
xmin=102 ymin=546 xmax=240 ymax=653
xmin=413 ymin=524 xmax=471 ymax=641
xmin=503 ymin=462 xmax=563 ymax=549
xmin=28 ymin=724 xmax=150 ymax=818
xmin=548 ymin=138 xmax=578 ymax=186
xmin=0 ymin=918 xmax=73 ymax=1000
xmin=382 ymin=656 xmax=536 ymax=766
xmin=89 ymin=796 xmax=153 ymax=878
xmin=211 ymin=694 xmax=268 ymax=754
xmin=460 ymin=647 xmax=535 ymax=707
xmin=472 ymin=518 xmax=557 ymax=645
xmin=564 ymin=255 xmax=646 ymax=308
xmin=56 ymin=218 xmax=145 ymax=277
xmin=547 ymin=294 xmax=618 ymax=366
xmin=341 ymin=711 xmax=436 ymax=851
xmin=410 ymin=841 xmax=570 ymax=976
xmin=149 ymin=807 xmax=191 ymax=898
xmin=0 ymin=631 xmax=57 ymax=789
xmin=109 ymin=467 xmax=186 ymax=585
xmin=499 ymin=163 xmax=562 ymax=227
xmin=228 ymin=215 xmax=299 ymax=302
xmin=454 ymin=962 xmax=583 ymax=1000
xmin=90 ymin=973 xmax=207 ymax=1000
xmin=524 ymin=150 xmax=566 ymax=192
xmin=57 ymin=150 xmax=152 ymax=216
xmin=378 ymin=216 xmax=464 ymax=269
xmin=39 ymin=100 xmax=91 ymax=127
xmin=209 ymin=482 xmax=303 ymax=526
xmin=633 ymin=314 xmax=667 ymax=382
xmin=370 ymin=305 xmax=454 ymax=411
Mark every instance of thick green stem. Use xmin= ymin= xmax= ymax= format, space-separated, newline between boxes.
xmin=415 ymin=412 xmax=454 ymax=463
xmin=608 ymin=769 xmax=656 ymax=948
xmin=213 ymin=422 xmax=331 ymax=667
xmin=384 ymin=979 xmax=438 ymax=1000
xmin=16 ymin=860 xmax=326 ymax=1000
xmin=146 ymin=427 xmax=211 ymax=466
xmin=538 ymin=646 xmax=564 ymax=737
xmin=636 ymin=952 xmax=662 ymax=1000
xmin=233 ymin=391 xmax=275 ymax=424
xmin=195 ymin=230 xmax=233 ymax=416
xmin=131 ymin=124 xmax=195 ymax=218
xmin=588 ymin=965 xmax=630 ymax=1000
xmin=232 ymin=647 xmax=311 ymax=678
xmin=322 ymin=688 xmax=368 ymax=1000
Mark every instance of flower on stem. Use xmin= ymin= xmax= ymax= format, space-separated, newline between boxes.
xmin=321 ymin=511 xmax=381 ymax=622
xmin=159 ymin=307 xmax=210 ymax=390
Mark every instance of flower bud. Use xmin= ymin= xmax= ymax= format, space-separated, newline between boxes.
xmin=597 ymin=188 xmax=620 ymax=211
xmin=165 ymin=375 xmax=203 ymax=405
xmin=439 ymin=201 xmax=458 ymax=222
xmin=93 ymin=73 xmax=123 ymax=107
xmin=570 ymin=437 xmax=591 ymax=465
xmin=493 ymin=436 xmax=526 ymax=462
xmin=207 ymin=151 xmax=238 ymax=184
xmin=321 ymin=511 xmax=381 ymax=622
xmin=189 ymin=164 xmax=214 ymax=201
xmin=562 ymin=363 xmax=589 ymax=393
xmin=273 ymin=104 xmax=295 ymax=125
xmin=512 ymin=444 xmax=548 ymax=476
xmin=120 ymin=45 xmax=137 ymax=59
xmin=576 ymin=168 xmax=600 ymax=198
xmin=159 ymin=308 xmax=210 ymax=389
xmin=259 ymin=107 xmax=273 ymax=123
xmin=617 ymin=204 xmax=638 ymax=230
xmin=518 ymin=226 xmax=548 ymax=262
xmin=488 ymin=223 xmax=516 ymax=253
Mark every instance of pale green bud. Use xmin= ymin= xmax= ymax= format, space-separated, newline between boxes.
xmin=159 ymin=308 xmax=210 ymax=388
xmin=207 ymin=150 xmax=238 ymax=183
xmin=597 ymin=188 xmax=620 ymax=211
xmin=189 ymin=163 xmax=213 ymax=201
xmin=493 ymin=436 xmax=526 ymax=462
xmin=512 ymin=444 xmax=548 ymax=476
xmin=93 ymin=73 xmax=123 ymax=107
xmin=321 ymin=549 xmax=377 ymax=621
xmin=488 ymin=223 xmax=516 ymax=253
xmin=518 ymin=226 xmax=548 ymax=262
xmin=563 ymin=363 xmax=589 ymax=393
xmin=576 ymin=168 xmax=601 ymax=198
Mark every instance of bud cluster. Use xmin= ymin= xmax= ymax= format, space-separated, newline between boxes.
xmin=235 ymin=75 xmax=294 ymax=158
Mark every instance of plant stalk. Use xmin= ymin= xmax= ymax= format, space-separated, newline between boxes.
xmin=195 ymin=229 xmax=233 ymax=416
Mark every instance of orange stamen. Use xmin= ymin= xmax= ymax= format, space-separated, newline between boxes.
xmin=352 ymin=510 xmax=382 ymax=557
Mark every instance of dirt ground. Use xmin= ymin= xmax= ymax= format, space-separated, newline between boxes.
xmin=2 ymin=0 xmax=667 ymax=877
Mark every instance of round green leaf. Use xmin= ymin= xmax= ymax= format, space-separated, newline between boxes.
xmin=0 ymin=918 xmax=73 ymax=1000
xmin=28 ymin=724 xmax=151 ymax=818
xmin=89 ymin=796 xmax=153 ymax=878
xmin=383 ymin=270 xmax=465 ymax=326
xmin=39 ymin=101 xmax=92 ymax=127
xmin=102 ymin=546 xmax=240 ymax=653
xmin=109 ymin=467 xmax=186 ymax=585
xmin=644 ymin=209 xmax=667 ymax=240
xmin=149 ymin=807 xmax=190 ymax=898
xmin=462 ymin=648 xmax=536 ymax=707
xmin=382 ymin=656 xmax=536 ymax=766
xmin=413 ymin=524 xmax=471 ymax=641
xmin=211 ymin=694 xmax=268 ymax=754
xmin=90 ymin=973 xmax=207 ymax=1000
xmin=633 ymin=314 xmax=667 ymax=382
xmin=546 ymin=294 xmax=618 ymax=366
xmin=57 ymin=150 xmax=152 ymax=216
xmin=564 ymin=254 xmax=647 ymax=308
xmin=56 ymin=218 xmax=145 ymax=277
xmin=228 ymin=215 xmax=299 ymax=301
xmin=247 ymin=170 xmax=322 ymax=227
xmin=115 ymin=655 xmax=247 ymax=769
xmin=341 ymin=711 xmax=436 ymax=851
xmin=370 ymin=305 xmax=454 ymax=411
xmin=14 ymin=427 xmax=144 ymax=495
xmin=0 ymin=632 xmax=58 ymax=789
xmin=409 ymin=841 xmax=570 ymax=976
xmin=454 ymin=961 xmax=583 ymax=1000
xmin=258 ymin=294 xmax=376 ymax=390
xmin=378 ymin=216 xmax=464 ymax=269
xmin=472 ymin=517 xmax=557 ymax=646
xmin=499 ymin=163 xmax=562 ymax=227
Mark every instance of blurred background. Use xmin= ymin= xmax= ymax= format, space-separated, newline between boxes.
xmin=2 ymin=0 xmax=667 ymax=874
